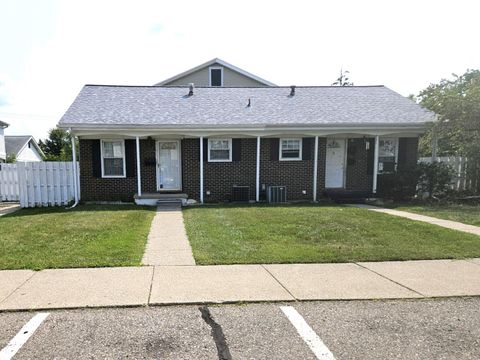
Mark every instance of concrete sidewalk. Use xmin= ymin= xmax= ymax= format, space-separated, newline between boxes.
xmin=352 ymin=204 xmax=480 ymax=236
xmin=1 ymin=259 xmax=479 ymax=311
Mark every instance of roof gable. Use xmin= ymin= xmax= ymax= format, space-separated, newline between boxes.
xmin=5 ymin=136 xmax=44 ymax=157
xmin=155 ymin=58 xmax=276 ymax=86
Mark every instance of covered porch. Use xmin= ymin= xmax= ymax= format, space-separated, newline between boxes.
xmin=70 ymin=125 xmax=422 ymax=205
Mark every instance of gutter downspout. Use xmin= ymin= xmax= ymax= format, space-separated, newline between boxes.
xmin=68 ymin=130 xmax=79 ymax=209
xmin=313 ymin=136 xmax=319 ymax=202
xmin=256 ymin=136 xmax=260 ymax=202
xmin=199 ymin=136 xmax=204 ymax=204
xmin=372 ymin=135 xmax=380 ymax=194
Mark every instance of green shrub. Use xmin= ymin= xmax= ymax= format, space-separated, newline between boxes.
xmin=377 ymin=165 xmax=421 ymax=200
xmin=417 ymin=162 xmax=455 ymax=199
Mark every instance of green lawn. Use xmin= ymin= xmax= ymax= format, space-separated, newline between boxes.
xmin=0 ymin=205 xmax=156 ymax=270
xmin=392 ymin=204 xmax=480 ymax=227
xmin=183 ymin=204 xmax=480 ymax=265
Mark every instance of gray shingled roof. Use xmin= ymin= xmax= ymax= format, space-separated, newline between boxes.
xmin=5 ymin=136 xmax=32 ymax=156
xmin=59 ymin=85 xmax=435 ymax=128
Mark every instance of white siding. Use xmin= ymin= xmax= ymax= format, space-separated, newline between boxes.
xmin=165 ymin=66 xmax=267 ymax=87
xmin=0 ymin=128 xmax=5 ymax=161
xmin=16 ymin=141 xmax=43 ymax=162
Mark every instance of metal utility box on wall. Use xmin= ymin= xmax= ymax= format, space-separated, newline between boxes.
xmin=231 ymin=186 xmax=250 ymax=202
xmin=267 ymin=186 xmax=287 ymax=203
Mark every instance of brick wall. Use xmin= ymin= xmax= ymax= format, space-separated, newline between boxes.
xmin=80 ymin=138 xmax=159 ymax=202
xmin=79 ymin=136 xmax=418 ymax=202
xmin=79 ymin=139 xmax=137 ymax=202
xmin=182 ymin=137 xmax=326 ymax=202
xmin=182 ymin=138 xmax=256 ymax=202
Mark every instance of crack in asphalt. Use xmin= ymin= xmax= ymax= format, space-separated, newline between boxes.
xmin=199 ymin=306 xmax=233 ymax=360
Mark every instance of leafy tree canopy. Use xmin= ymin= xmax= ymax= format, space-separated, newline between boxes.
xmin=39 ymin=128 xmax=77 ymax=161
xmin=417 ymin=69 xmax=480 ymax=192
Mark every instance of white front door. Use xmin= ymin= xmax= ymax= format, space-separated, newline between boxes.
xmin=325 ymin=138 xmax=346 ymax=188
xmin=157 ymin=140 xmax=181 ymax=191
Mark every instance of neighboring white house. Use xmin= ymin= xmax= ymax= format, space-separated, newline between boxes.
xmin=5 ymin=135 xmax=44 ymax=162
xmin=0 ymin=120 xmax=8 ymax=162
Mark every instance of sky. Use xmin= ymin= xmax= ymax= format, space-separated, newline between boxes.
xmin=0 ymin=0 xmax=478 ymax=140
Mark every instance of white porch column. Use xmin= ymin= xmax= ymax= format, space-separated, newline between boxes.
xmin=313 ymin=136 xmax=319 ymax=202
xmin=372 ymin=135 xmax=380 ymax=194
xmin=135 ymin=136 xmax=142 ymax=196
xmin=256 ymin=136 xmax=261 ymax=202
xmin=199 ymin=136 xmax=204 ymax=204
xmin=71 ymin=134 xmax=79 ymax=204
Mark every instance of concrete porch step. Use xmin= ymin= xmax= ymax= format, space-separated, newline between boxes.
xmin=134 ymin=193 xmax=188 ymax=206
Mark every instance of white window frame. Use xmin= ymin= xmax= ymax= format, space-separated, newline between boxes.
xmin=100 ymin=139 xmax=126 ymax=178
xmin=378 ymin=137 xmax=399 ymax=174
xmin=208 ymin=138 xmax=232 ymax=162
xmin=209 ymin=66 xmax=224 ymax=87
xmin=279 ymin=138 xmax=303 ymax=161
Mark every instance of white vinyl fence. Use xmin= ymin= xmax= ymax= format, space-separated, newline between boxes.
xmin=0 ymin=162 xmax=79 ymax=207
xmin=419 ymin=156 xmax=469 ymax=191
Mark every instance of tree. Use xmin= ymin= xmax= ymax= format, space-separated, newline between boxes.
xmin=39 ymin=128 xmax=77 ymax=161
xmin=332 ymin=68 xmax=354 ymax=86
xmin=6 ymin=154 xmax=16 ymax=163
xmin=417 ymin=69 xmax=480 ymax=193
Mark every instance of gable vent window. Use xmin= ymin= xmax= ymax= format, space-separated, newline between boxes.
xmin=101 ymin=139 xmax=126 ymax=177
xmin=208 ymin=139 xmax=232 ymax=162
xmin=280 ymin=138 xmax=302 ymax=161
xmin=209 ymin=67 xmax=223 ymax=87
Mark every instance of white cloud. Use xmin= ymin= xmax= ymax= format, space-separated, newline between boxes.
xmin=0 ymin=0 xmax=479 ymax=140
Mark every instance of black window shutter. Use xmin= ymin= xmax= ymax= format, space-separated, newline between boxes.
xmin=125 ymin=139 xmax=135 ymax=177
xmin=270 ymin=138 xmax=279 ymax=161
xmin=232 ymin=139 xmax=241 ymax=161
xmin=203 ymin=138 xmax=208 ymax=162
xmin=91 ymin=140 xmax=102 ymax=178
xmin=302 ymin=137 xmax=313 ymax=160
xmin=397 ymin=138 xmax=407 ymax=167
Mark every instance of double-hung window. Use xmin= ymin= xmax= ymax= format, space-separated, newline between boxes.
xmin=280 ymin=138 xmax=302 ymax=160
xmin=208 ymin=139 xmax=232 ymax=162
xmin=101 ymin=140 xmax=126 ymax=177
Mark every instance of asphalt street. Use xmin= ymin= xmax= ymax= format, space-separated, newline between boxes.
xmin=0 ymin=298 xmax=479 ymax=359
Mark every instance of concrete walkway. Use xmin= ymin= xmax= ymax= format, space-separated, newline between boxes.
xmin=352 ymin=204 xmax=480 ymax=236
xmin=1 ymin=259 xmax=479 ymax=311
xmin=0 ymin=203 xmax=20 ymax=217
xmin=142 ymin=205 xmax=196 ymax=266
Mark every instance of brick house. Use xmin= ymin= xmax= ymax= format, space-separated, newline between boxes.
xmin=58 ymin=59 xmax=435 ymax=204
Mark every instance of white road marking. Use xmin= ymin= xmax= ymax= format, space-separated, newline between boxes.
xmin=0 ymin=313 xmax=49 ymax=360
xmin=280 ymin=306 xmax=335 ymax=360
